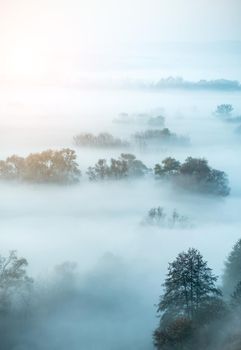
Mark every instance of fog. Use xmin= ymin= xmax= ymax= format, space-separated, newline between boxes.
xmin=0 ymin=77 xmax=241 ymax=348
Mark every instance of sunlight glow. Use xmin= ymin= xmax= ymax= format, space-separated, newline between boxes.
xmin=7 ymin=44 xmax=48 ymax=82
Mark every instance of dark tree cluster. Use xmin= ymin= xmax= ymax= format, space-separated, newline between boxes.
xmin=133 ymin=128 xmax=189 ymax=149
xmin=215 ymin=104 xmax=241 ymax=124
xmin=87 ymin=153 xmax=149 ymax=181
xmin=215 ymin=104 xmax=234 ymax=116
xmin=143 ymin=207 xmax=191 ymax=229
xmin=73 ymin=132 xmax=130 ymax=148
xmin=155 ymin=156 xmax=230 ymax=196
xmin=0 ymin=148 xmax=81 ymax=184
xmin=148 ymin=115 xmax=165 ymax=127
xmin=154 ymin=241 xmax=241 ymax=350
xmin=223 ymin=239 xmax=241 ymax=298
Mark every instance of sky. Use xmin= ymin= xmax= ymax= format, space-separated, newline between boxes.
xmin=0 ymin=0 xmax=241 ymax=82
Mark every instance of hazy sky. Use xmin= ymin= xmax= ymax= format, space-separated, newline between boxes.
xmin=0 ymin=0 xmax=241 ymax=81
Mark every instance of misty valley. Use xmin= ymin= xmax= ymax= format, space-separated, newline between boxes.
xmin=0 ymin=86 xmax=241 ymax=350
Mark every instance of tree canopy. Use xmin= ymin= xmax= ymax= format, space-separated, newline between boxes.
xmin=157 ymin=248 xmax=221 ymax=321
xmin=215 ymin=104 xmax=234 ymax=116
xmin=73 ymin=132 xmax=129 ymax=148
xmin=0 ymin=251 xmax=33 ymax=311
xmin=87 ymin=153 xmax=149 ymax=181
xmin=0 ymin=149 xmax=81 ymax=184
xmin=223 ymin=239 xmax=241 ymax=297
xmin=155 ymin=156 xmax=230 ymax=196
xmin=154 ymin=249 xmax=223 ymax=350
xmin=133 ymin=128 xmax=189 ymax=148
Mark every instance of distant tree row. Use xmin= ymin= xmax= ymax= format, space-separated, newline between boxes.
xmin=73 ymin=132 xmax=130 ymax=148
xmin=154 ymin=239 xmax=241 ymax=350
xmin=73 ymin=127 xmax=188 ymax=150
xmin=88 ymin=155 xmax=230 ymax=198
xmin=113 ymin=112 xmax=165 ymax=126
xmin=133 ymin=128 xmax=189 ymax=148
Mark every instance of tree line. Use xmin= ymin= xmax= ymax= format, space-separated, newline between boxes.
xmin=73 ymin=127 xmax=189 ymax=150
xmin=0 ymin=150 xmax=230 ymax=196
xmin=73 ymin=132 xmax=130 ymax=148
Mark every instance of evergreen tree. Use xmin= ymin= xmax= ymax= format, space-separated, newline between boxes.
xmin=231 ymin=281 xmax=241 ymax=309
xmin=157 ymin=248 xmax=221 ymax=321
xmin=223 ymin=239 xmax=241 ymax=297
xmin=154 ymin=249 xmax=222 ymax=349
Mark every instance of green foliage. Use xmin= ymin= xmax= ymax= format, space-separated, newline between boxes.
xmin=230 ymin=281 xmax=241 ymax=309
xmin=157 ymin=248 xmax=221 ymax=321
xmin=154 ymin=249 xmax=224 ymax=350
xmin=155 ymin=156 xmax=230 ymax=196
xmin=193 ymin=297 xmax=228 ymax=326
xmin=223 ymin=239 xmax=241 ymax=297
xmin=155 ymin=157 xmax=181 ymax=177
xmin=0 ymin=149 xmax=81 ymax=184
xmin=153 ymin=317 xmax=194 ymax=350
xmin=87 ymin=153 xmax=148 ymax=181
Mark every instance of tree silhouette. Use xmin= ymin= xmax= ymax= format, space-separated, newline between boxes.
xmin=223 ymin=239 xmax=241 ymax=297
xmin=154 ymin=249 xmax=222 ymax=349
xmin=157 ymin=249 xmax=221 ymax=321
xmin=155 ymin=157 xmax=230 ymax=196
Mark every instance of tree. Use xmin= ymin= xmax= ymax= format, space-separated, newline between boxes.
xmin=24 ymin=148 xmax=81 ymax=183
xmin=119 ymin=153 xmax=148 ymax=177
xmin=154 ymin=249 xmax=222 ymax=350
xmin=109 ymin=157 xmax=128 ymax=179
xmin=223 ymin=239 xmax=241 ymax=297
xmin=231 ymin=281 xmax=241 ymax=309
xmin=0 ymin=149 xmax=81 ymax=184
xmin=148 ymin=115 xmax=165 ymax=127
xmin=146 ymin=207 xmax=166 ymax=225
xmin=157 ymin=248 xmax=221 ymax=321
xmin=87 ymin=159 xmax=109 ymax=181
xmin=194 ymin=297 xmax=228 ymax=326
xmin=133 ymin=128 xmax=187 ymax=146
xmin=0 ymin=251 xmax=33 ymax=311
xmin=153 ymin=317 xmax=194 ymax=350
xmin=155 ymin=157 xmax=181 ymax=177
xmin=180 ymin=158 xmax=230 ymax=196
xmin=180 ymin=157 xmax=210 ymax=178
xmin=73 ymin=132 xmax=129 ymax=148
xmin=143 ymin=207 xmax=190 ymax=229
xmin=155 ymin=157 xmax=230 ymax=196
xmin=215 ymin=104 xmax=234 ymax=116
xmin=0 ymin=155 xmax=25 ymax=180
xmin=87 ymin=154 xmax=148 ymax=181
